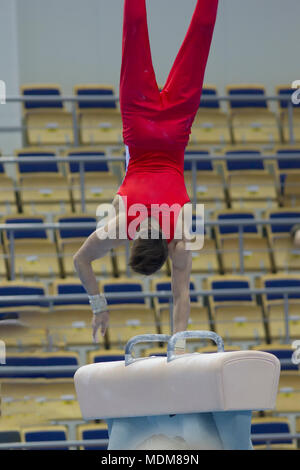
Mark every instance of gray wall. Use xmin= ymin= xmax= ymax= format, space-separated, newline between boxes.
xmin=16 ymin=0 xmax=300 ymax=96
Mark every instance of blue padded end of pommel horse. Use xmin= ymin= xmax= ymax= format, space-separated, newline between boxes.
xmin=74 ymin=331 xmax=281 ymax=450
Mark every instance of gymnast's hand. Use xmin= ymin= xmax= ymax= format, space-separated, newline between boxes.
xmin=92 ymin=310 xmax=109 ymax=343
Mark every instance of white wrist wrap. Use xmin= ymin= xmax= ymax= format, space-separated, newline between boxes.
xmin=175 ymin=338 xmax=186 ymax=352
xmin=88 ymin=294 xmax=107 ymax=315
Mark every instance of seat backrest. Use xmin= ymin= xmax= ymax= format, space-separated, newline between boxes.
xmin=101 ymin=280 xmax=145 ymax=305
xmin=225 ymin=150 xmax=264 ymax=172
xmin=184 ymin=150 xmax=213 ymax=171
xmin=66 ymin=150 xmax=109 ymax=174
xmin=199 ymin=86 xmax=220 ymax=110
xmin=74 ymin=84 xmax=116 ymax=110
xmin=16 ymin=149 xmax=58 ymax=174
xmin=227 ymin=85 xmax=268 ymax=109
xmin=4 ymin=217 xmax=47 ymax=241
xmin=57 ymin=216 xmax=96 ymax=240
xmin=21 ymin=84 xmax=64 ymax=111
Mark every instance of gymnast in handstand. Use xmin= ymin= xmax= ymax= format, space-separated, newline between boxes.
xmin=74 ymin=0 xmax=219 ymax=342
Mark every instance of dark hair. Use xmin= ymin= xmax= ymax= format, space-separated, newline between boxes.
xmin=129 ymin=224 xmax=169 ymax=276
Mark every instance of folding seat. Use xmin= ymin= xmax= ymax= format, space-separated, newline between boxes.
xmin=100 ymin=278 xmax=157 ymax=347
xmin=226 ymin=84 xmax=281 ymax=145
xmin=273 ymin=146 xmax=300 ymax=207
xmin=15 ymin=148 xmax=71 ymax=215
xmin=2 ymin=216 xmax=61 ymax=279
xmin=251 ymin=417 xmax=296 ymax=450
xmin=151 ymin=277 xmax=211 ymax=336
xmin=21 ymin=425 xmax=69 ymax=450
xmin=0 ymin=155 xmax=17 ymax=215
xmin=77 ymin=423 xmax=109 ymax=450
xmin=204 ymin=275 xmax=267 ymax=343
xmin=0 ymin=351 xmax=79 ymax=379
xmin=276 ymin=84 xmax=300 ymax=144
xmin=222 ymin=148 xmax=278 ymax=209
xmin=74 ymin=84 xmax=122 ymax=145
xmin=0 ymin=281 xmax=47 ymax=318
xmin=266 ymin=208 xmax=300 ymax=271
xmin=184 ymin=148 xmax=226 ymax=210
xmin=190 ymin=85 xmax=232 ymax=146
xmin=251 ymin=343 xmax=300 ymax=413
xmin=47 ymin=278 xmax=100 ymax=347
xmin=257 ymin=274 xmax=300 ymax=342
xmin=0 ymin=320 xmax=47 ymax=349
xmin=214 ymin=210 xmax=272 ymax=273
xmin=65 ymin=147 xmax=120 ymax=213
xmin=21 ymin=84 xmax=74 ymax=146
xmin=55 ymin=215 xmax=114 ymax=277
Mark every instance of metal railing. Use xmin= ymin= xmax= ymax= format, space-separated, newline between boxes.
xmin=2 ymin=92 xmax=299 ymax=147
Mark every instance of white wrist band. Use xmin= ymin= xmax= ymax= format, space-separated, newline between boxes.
xmin=88 ymin=294 xmax=108 ymax=315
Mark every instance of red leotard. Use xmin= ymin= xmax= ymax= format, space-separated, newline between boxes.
xmin=117 ymin=0 xmax=219 ymax=242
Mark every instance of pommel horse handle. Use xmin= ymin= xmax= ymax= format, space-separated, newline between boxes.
xmin=124 ymin=331 xmax=224 ymax=366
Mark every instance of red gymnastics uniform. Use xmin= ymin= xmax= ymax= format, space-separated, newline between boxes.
xmin=117 ymin=0 xmax=219 ymax=242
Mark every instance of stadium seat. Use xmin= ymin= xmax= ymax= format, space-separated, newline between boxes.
xmin=190 ymin=85 xmax=231 ymax=146
xmin=55 ymin=215 xmax=114 ymax=277
xmin=184 ymin=148 xmax=226 ymax=209
xmin=15 ymin=148 xmax=71 ymax=215
xmin=151 ymin=277 xmax=211 ymax=336
xmin=222 ymin=148 xmax=278 ymax=209
xmin=77 ymin=423 xmax=108 ymax=450
xmin=0 ymin=351 xmax=79 ymax=379
xmin=266 ymin=208 xmax=300 ymax=271
xmin=65 ymin=147 xmax=119 ymax=213
xmin=21 ymin=84 xmax=74 ymax=146
xmin=273 ymin=146 xmax=300 ymax=207
xmin=214 ymin=210 xmax=272 ymax=273
xmin=251 ymin=417 xmax=296 ymax=450
xmin=226 ymin=84 xmax=281 ymax=145
xmin=276 ymin=84 xmax=300 ymax=144
xmin=0 ymin=320 xmax=47 ymax=348
xmin=87 ymin=349 xmax=125 ymax=364
xmin=0 ymin=281 xmax=46 ymax=315
xmin=2 ymin=216 xmax=61 ymax=278
xmin=21 ymin=425 xmax=69 ymax=450
xmin=0 ymin=155 xmax=17 ymax=215
xmin=204 ymin=275 xmax=267 ymax=343
xmin=0 ymin=428 xmax=21 ymax=446
xmin=100 ymin=278 xmax=157 ymax=347
xmin=74 ymin=84 xmax=122 ymax=145
xmin=257 ymin=274 xmax=300 ymax=342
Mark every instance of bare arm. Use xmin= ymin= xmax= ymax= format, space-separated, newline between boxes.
xmin=73 ymin=214 xmax=126 ymax=341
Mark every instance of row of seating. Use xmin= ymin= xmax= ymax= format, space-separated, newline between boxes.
xmin=19 ymin=83 xmax=300 ymax=146
xmin=1 ymin=146 xmax=300 ymax=216
xmin=0 ymin=424 xmax=108 ymax=450
xmin=0 ymin=274 xmax=300 ymax=345
xmin=0 ymin=208 xmax=300 ymax=279
xmin=0 ymin=418 xmax=297 ymax=450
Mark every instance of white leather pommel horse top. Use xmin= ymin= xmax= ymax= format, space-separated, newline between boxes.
xmin=74 ymin=331 xmax=281 ymax=450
